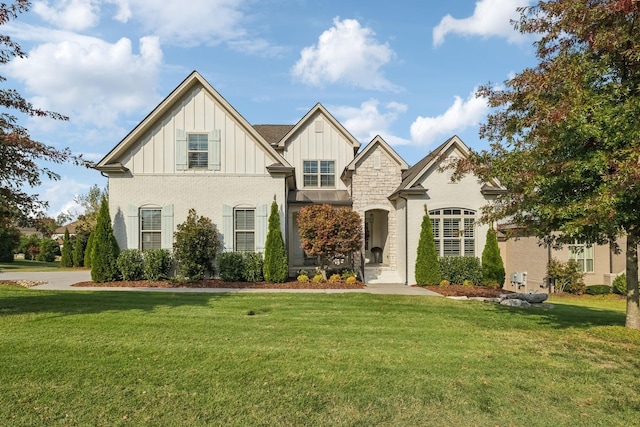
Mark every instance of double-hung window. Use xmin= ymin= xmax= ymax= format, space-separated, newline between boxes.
xmin=303 ymin=160 xmax=335 ymax=187
xmin=568 ymin=243 xmax=594 ymax=272
xmin=235 ymin=209 xmax=255 ymax=252
xmin=140 ymin=209 xmax=161 ymax=250
xmin=188 ymin=133 xmax=208 ymax=169
xmin=429 ymin=209 xmax=476 ymax=257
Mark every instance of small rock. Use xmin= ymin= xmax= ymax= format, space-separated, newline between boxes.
xmin=515 ymin=293 xmax=548 ymax=303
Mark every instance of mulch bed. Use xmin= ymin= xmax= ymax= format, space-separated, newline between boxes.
xmin=422 ymin=284 xmax=513 ymax=298
xmin=71 ymin=279 xmax=366 ymax=290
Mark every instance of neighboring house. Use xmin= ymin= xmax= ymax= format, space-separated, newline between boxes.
xmin=100 ymin=70 xmax=606 ymax=286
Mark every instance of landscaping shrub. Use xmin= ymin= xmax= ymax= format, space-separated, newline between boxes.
xmin=439 ymin=279 xmax=450 ymax=287
xmin=612 ymin=274 xmax=628 ymax=295
xmin=297 ymin=273 xmax=310 ymax=283
xmin=341 ymin=270 xmax=357 ymax=281
xmin=547 ymin=258 xmax=585 ymax=294
xmin=217 ymin=252 xmax=245 ymax=282
xmin=60 ymin=228 xmax=73 ymax=267
xmin=329 ymin=273 xmax=342 ymax=283
xmin=345 ymin=276 xmax=357 ymax=285
xmin=116 ymin=249 xmax=144 ymax=281
xmin=73 ymin=233 xmax=88 ymax=267
xmin=91 ymin=196 xmax=120 ymax=282
xmin=481 ymin=228 xmax=505 ymax=287
xmin=585 ymin=285 xmax=611 ymax=295
xmin=18 ymin=235 xmax=40 ymax=260
xmin=84 ymin=232 xmax=94 ymax=267
xmin=36 ymin=238 xmax=60 ymax=262
xmin=415 ymin=205 xmax=441 ymax=285
xmin=173 ymin=209 xmax=220 ymax=280
xmin=312 ymin=273 xmax=324 ymax=283
xmin=0 ymin=224 xmax=20 ymax=262
xmin=243 ymin=252 xmax=264 ymax=282
xmin=439 ymin=256 xmax=482 ymax=285
xmin=143 ymin=249 xmax=172 ymax=281
xmin=263 ymin=199 xmax=288 ymax=283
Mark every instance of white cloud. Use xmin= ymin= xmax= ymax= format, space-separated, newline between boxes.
xmin=331 ymin=99 xmax=410 ymax=145
xmin=41 ymin=177 xmax=93 ymax=218
xmin=433 ymin=0 xmax=531 ymax=46
xmin=410 ymin=91 xmax=489 ymax=146
xmin=292 ymin=17 xmax=398 ymax=91
xmin=33 ymin=0 xmax=100 ymax=31
xmin=5 ymin=27 xmax=162 ymax=128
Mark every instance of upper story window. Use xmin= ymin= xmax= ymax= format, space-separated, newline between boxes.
xmin=429 ymin=209 xmax=476 ymax=257
xmin=188 ymin=133 xmax=208 ymax=169
xmin=140 ymin=208 xmax=161 ymax=250
xmin=303 ymin=160 xmax=335 ymax=188
xmin=568 ymin=243 xmax=594 ymax=273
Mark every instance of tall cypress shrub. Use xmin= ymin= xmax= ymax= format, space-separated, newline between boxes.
xmin=91 ymin=196 xmax=120 ymax=282
xmin=84 ymin=232 xmax=94 ymax=267
xmin=60 ymin=228 xmax=73 ymax=267
xmin=73 ymin=233 xmax=87 ymax=267
xmin=481 ymin=227 xmax=506 ymax=287
xmin=263 ymin=198 xmax=288 ymax=283
xmin=415 ymin=205 xmax=441 ymax=285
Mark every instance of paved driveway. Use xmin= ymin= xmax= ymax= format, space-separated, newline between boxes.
xmin=0 ymin=270 xmax=442 ymax=296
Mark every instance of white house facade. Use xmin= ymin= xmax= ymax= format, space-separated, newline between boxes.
xmin=97 ymin=71 xmax=506 ymax=285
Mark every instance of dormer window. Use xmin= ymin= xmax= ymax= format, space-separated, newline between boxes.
xmin=303 ymin=160 xmax=335 ymax=188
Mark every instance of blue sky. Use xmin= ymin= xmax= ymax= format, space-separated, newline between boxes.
xmin=5 ymin=0 xmax=537 ymax=219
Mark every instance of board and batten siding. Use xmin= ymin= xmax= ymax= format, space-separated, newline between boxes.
xmin=282 ymin=112 xmax=355 ymax=192
xmin=119 ymin=86 xmax=272 ymax=175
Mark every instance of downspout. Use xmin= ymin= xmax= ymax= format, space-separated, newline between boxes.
xmin=399 ymin=194 xmax=409 ymax=286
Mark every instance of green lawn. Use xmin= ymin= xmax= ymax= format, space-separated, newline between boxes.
xmin=0 ymin=259 xmax=83 ymax=272
xmin=1 ymin=286 xmax=638 ymax=426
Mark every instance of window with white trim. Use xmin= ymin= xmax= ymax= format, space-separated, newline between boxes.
xmin=188 ymin=133 xmax=208 ymax=169
xmin=235 ymin=209 xmax=255 ymax=252
xmin=429 ymin=209 xmax=476 ymax=257
xmin=140 ymin=208 xmax=161 ymax=250
xmin=303 ymin=160 xmax=335 ymax=187
xmin=568 ymin=243 xmax=594 ymax=273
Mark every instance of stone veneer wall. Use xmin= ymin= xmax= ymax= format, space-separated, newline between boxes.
xmin=351 ymin=146 xmax=403 ymax=271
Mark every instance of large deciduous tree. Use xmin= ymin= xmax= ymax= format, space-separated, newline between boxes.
xmin=453 ymin=0 xmax=640 ymax=328
xmin=0 ymin=1 xmax=87 ymax=224
xmin=297 ymin=204 xmax=362 ymax=277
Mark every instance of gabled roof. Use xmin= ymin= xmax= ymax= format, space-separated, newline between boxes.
xmin=391 ymin=135 xmax=503 ymax=199
xmin=276 ymin=103 xmax=361 ymax=150
xmin=345 ymin=135 xmax=408 ymax=172
xmin=97 ymin=71 xmax=291 ymax=170
xmin=253 ymin=125 xmax=295 ymax=146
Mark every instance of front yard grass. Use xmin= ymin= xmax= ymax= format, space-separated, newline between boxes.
xmin=1 ymin=285 xmax=638 ymax=426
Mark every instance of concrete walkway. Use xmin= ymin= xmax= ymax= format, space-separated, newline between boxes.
xmin=0 ymin=271 xmax=442 ymax=296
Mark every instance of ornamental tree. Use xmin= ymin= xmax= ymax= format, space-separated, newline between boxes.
xmin=297 ymin=204 xmax=362 ymax=277
xmin=263 ymin=198 xmax=288 ymax=283
xmin=173 ymin=209 xmax=220 ymax=281
xmin=451 ymin=0 xmax=640 ymax=328
xmin=415 ymin=205 xmax=441 ymax=286
xmin=481 ymin=228 xmax=505 ymax=287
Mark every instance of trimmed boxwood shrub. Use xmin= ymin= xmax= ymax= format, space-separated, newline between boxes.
xmin=243 ymin=252 xmax=264 ymax=282
xmin=143 ymin=249 xmax=172 ymax=281
xmin=613 ymin=274 xmax=628 ymax=295
xmin=217 ymin=252 xmax=245 ymax=282
xmin=117 ymin=249 xmax=144 ymax=281
xmin=439 ymin=256 xmax=483 ymax=285
xmin=585 ymin=285 xmax=611 ymax=295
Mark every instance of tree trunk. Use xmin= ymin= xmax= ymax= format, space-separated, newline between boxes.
xmin=625 ymin=229 xmax=640 ymax=329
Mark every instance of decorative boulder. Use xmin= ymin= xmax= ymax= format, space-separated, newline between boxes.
xmin=500 ymin=293 xmax=548 ymax=303
xmin=500 ymin=299 xmax=531 ymax=308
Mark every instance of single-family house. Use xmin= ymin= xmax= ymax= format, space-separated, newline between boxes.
xmin=97 ymin=70 xmax=621 ymax=287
